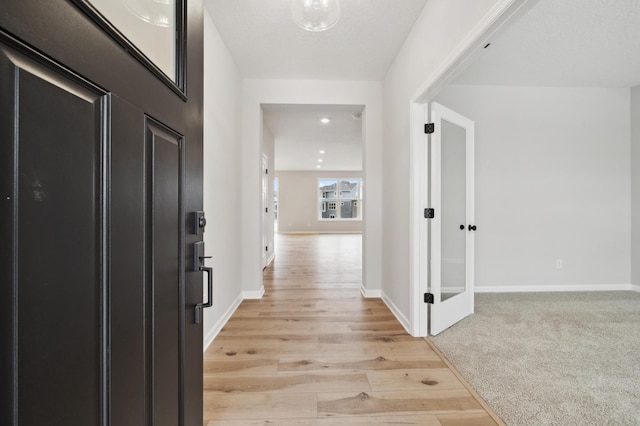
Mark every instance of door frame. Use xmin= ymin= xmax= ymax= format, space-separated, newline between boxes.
xmin=409 ymin=0 xmax=532 ymax=337
xmin=243 ymin=98 xmax=376 ymax=300
xmin=261 ymin=153 xmax=270 ymax=268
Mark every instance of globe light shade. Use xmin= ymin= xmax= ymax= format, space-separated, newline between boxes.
xmin=291 ymin=0 xmax=341 ymax=32
xmin=122 ymin=0 xmax=174 ymax=27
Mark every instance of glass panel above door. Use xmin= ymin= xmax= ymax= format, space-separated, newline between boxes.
xmin=84 ymin=0 xmax=178 ymax=84
xmin=440 ymin=119 xmax=467 ymax=302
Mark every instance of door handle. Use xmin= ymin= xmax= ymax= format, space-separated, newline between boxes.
xmin=199 ymin=266 xmax=213 ymax=308
xmin=195 ymin=264 xmax=213 ymax=324
xmin=459 ymin=225 xmax=464 ymax=230
xmin=193 ymin=241 xmax=213 ymax=324
xmin=468 ymin=225 xmax=477 ymax=231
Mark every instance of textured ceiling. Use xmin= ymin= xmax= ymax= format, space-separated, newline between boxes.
xmin=204 ymin=0 xmax=428 ymax=80
xmin=262 ymin=104 xmax=363 ymax=171
xmin=205 ymin=1 xmax=404 ymax=171
xmin=455 ymin=0 xmax=640 ymax=87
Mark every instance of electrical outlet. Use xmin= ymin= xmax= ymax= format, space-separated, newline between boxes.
xmin=556 ymin=259 xmax=563 ymax=269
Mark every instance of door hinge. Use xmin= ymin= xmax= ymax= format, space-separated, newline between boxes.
xmin=425 ymin=123 xmax=435 ymax=134
xmin=265 ymin=246 xmax=268 ymax=252
xmin=265 ymin=207 xmax=268 ymax=213
xmin=424 ymin=293 xmax=434 ymax=304
xmin=424 ymin=208 xmax=435 ymax=219
xmin=265 ymin=168 xmax=268 ymax=174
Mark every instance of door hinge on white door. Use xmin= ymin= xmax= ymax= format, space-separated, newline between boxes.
xmin=424 ymin=293 xmax=434 ymax=304
xmin=424 ymin=208 xmax=435 ymax=219
xmin=424 ymin=123 xmax=435 ymax=134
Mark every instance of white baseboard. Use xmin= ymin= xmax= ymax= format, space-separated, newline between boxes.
xmin=243 ymin=286 xmax=265 ymax=299
xmin=475 ymin=284 xmax=634 ymax=293
xmin=632 ymin=285 xmax=640 ymax=293
xmin=381 ymin=291 xmax=412 ymax=335
xmin=203 ymin=286 xmax=265 ymax=351
xmin=203 ymin=293 xmax=243 ymax=352
xmin=360 ymin=286 xmax=382 ymax=298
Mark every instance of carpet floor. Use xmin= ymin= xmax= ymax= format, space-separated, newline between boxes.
xmin=429 ymin=291 xmax=640 ymax=426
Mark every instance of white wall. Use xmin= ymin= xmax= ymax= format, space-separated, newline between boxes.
xmin=276 ymin=171 xmax=363 ymax=234
xmin=381 ymin=0 xmax=502 ymax=325
xmin=241 ymin=79 xmax=383 ymax=296
xmin=435 ymin=85 xmax=631 ymax=289
xmin=632 ymin=85 xmax=640 ymax=289
xmin=202 ymin=9 xmax=244 ymax=348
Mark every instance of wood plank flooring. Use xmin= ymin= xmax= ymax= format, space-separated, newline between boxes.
xmin=203 ymin=234 xmax=502 ymax=425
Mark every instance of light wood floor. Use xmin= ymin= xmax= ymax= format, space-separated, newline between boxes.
xmin=203 ymin=234 xmax=503 ymax=425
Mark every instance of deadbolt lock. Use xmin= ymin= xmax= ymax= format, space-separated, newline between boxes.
xmin=194 ymin=211 xmax=206 ymax=234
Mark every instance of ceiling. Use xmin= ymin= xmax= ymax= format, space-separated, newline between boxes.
xmin=205 ymin=0 xmax=427 ymax=172
xmin=454 ymin=0 xmax=640 ymax=88
xmin=204 ymin=0 xmax=428 ymax=80
xmin=207 ymin=0 xmax=640 ymax=172
xmin=262 ymin=104 xmax=363 ymax=171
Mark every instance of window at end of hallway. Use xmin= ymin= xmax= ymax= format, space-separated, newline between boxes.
xmin=317 ymin=178 xmax=362 ymax=221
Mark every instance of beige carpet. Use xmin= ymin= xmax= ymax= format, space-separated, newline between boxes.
xmin=429 ymin=291 xmax=640 ymax=426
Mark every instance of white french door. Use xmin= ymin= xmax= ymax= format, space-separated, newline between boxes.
xmin=429 ymin=102 xmax=475 ymax=335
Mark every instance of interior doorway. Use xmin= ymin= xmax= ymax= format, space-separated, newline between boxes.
xmin=261 ymin=104 xmax=365 ymax=292
xmin=410 ymin=0 xmax=531 ymax=337
xmin=412 ymin=0 xmax=640 ymax=336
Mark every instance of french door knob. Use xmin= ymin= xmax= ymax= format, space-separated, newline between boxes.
xmin=459 ymin=225 xmax=464 ymax=230
xmin=468 ymin=225 xmax=477 ymax=231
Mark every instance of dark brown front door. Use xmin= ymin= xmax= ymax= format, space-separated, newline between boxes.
xmin=0 ymin=1 xmax=204 ymax=425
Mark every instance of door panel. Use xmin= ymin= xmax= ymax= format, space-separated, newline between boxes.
xmin=147 ymin=119 xmax=184 ymax=426
xmin=110 ymin=95 xmax=146 ymax=426
xmin=0 ymin=38 xmax=107 ymax=425
xmin=430 ymin=102 xmax=475 ymax=336
xmin=110 ymin=103 xmax=188 ymax=426
xmin=18 ymin=70 xmax=104 ymax=426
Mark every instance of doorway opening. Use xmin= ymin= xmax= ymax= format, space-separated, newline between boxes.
xmin=261 ymin=104 xmax=365 ymax=293
xmin=409 ymin=0 xmax=532 ymax=336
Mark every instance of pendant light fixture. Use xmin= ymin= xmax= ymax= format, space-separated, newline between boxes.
xmin=291 ymin=0 xmax=341 ymax=32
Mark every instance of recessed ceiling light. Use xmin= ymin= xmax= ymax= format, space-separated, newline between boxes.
xmin=317 ymin=165 xmax=322 ymax=168
xmin=319 ymin=150 xmax=325 ymax=154
xmin=318 ymin=159 xmax=323 ymax=163
xmin=320 ymin=118 xmax=330 ymax=124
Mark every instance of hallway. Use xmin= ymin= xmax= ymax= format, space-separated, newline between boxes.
xmin=203 ymin=234 xmax=500 ymax=424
